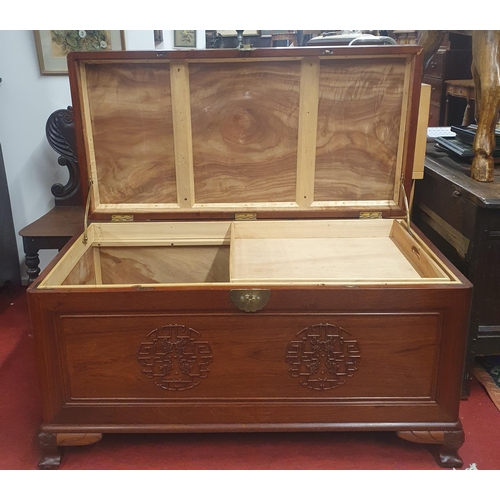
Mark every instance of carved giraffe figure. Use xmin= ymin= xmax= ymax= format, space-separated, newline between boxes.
xmin=418 ymin=30 xmax=500 ymax=182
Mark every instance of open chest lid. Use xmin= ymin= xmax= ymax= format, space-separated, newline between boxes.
xmin=68 ymin=45 xmax=423 ymax=222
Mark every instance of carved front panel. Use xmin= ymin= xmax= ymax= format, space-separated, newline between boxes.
xmin=137 ymin=324 xmax=212 ymax=391
xmin=60 ymin=310 xmax=440 ymax=400
xmin=286 ymin=323 xmax=361 ymax=390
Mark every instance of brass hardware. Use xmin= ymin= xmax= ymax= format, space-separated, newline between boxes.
xmin=323 ymin=49 xmax=333 ymax=55
xmin=111 ymin=215 xmax=134 ymax=222
xmin=359 ymin=212 xmax=382 ymax=219
xmin=235 ymin=213 xmax=257 ymax=221
xmin=452 ymin=190 xmax=461 ymax=198
xmin=82 ymin=179 xmax=93 ymax=244
xmin=230 ymin=289 xmax=271 ymax=312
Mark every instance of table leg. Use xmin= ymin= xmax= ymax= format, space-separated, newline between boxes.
xmin=462 ymin=99 xmax=471 ymax=126
xmin=444 ymin=94 xmax=450 ymax=126
xmin=22 ymin=237 xmax=41 ymax=283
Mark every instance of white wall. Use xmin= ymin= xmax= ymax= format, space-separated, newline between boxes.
xmin=0 ymin=30 xmax=202 ymax=283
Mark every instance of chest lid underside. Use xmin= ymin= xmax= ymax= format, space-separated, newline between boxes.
xmin=68 ymin=46 xmax=423 ymax=221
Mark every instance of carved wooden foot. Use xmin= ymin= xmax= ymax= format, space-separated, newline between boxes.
xmin=38 ymin=432 xmax=103 ymax=470
xmin=397 ymin=429 xmax=465 ymax=468
xmin=471 ymin=154 xmax=495 ymax=183
xmin=38 ymin=432 xmax=61 ymax=470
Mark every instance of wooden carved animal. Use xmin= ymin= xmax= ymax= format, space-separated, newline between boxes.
xmin=419 ymin=30 xmax=500 ymax=182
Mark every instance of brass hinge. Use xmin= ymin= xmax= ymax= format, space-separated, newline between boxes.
xmin=235 ymin=213 xmax=257 ymax=221
xmin=111 ymin=215 xmax=134 ymax=222
xmin=359 ymin=211 xmax=383 ymax=219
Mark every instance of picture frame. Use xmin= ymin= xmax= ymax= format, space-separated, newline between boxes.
xmin=34 ymin=30 xmax=126 ymax=75
xmin=174 ymin=30 xmax=197 ymax=48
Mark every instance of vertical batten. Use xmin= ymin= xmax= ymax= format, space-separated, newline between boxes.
xmin=170 ymin=60 xmax=195 ymax=208
xmin=393 ymin=56 xmax=413 ymax=205
xmin=79 ymin=64 xmax=101 ymax=210
xmin=296 ymin=57 xmax=320 ymax=208
xmin=93 ymin=246 xmax=102 ymax=285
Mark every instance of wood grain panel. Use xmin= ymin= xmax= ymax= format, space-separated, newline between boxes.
xmin=189 ymin=61 xmax=300 ymax=203
xmin=85 ymin=63 xmax=177 ymax=204
xmin=62 ymin=247 xmax=96 ymax=286
xmin=60 ymin=312 xmax=441 ymax=400
xmin=231 ymin=237 xmax=421 ymax=282
xmin=99 ymin=246 xmax=229 ymax=284
xmin=315 ymin=58 xmax=406 ymax=201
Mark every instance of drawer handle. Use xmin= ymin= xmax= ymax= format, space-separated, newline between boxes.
xmin=452 ymin=190 xmax=461 ymax=198
xmin=230 ymin=289 xmax=271 ymax=312
xmin=431 ymin=61 xmax=437 ymax=68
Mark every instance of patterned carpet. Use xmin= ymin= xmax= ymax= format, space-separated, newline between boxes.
xmin=474 ymin=355 xmax=500 ymax=412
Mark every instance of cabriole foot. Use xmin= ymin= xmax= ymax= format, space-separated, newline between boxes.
xmin=397 ymin=429 xmax=465 ymax=468
xmin=38 ymin=432 xmax=61 ymax=470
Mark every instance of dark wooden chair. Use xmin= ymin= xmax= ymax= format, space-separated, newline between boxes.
xmin=19 ymin=107 xmax=83 ymax=282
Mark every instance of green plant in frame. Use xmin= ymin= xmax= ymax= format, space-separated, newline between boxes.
xmin=50 ymin=30 xmax=112 ymax=56
xmin=179 ymin=31 xmax=194 ymax=45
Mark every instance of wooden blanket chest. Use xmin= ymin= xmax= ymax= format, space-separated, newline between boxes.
xmin=28 ymin=46 xmax=472 ymax=469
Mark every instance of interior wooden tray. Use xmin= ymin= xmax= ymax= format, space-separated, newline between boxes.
xmin=38 ymin=219 xmax=460 ymax=288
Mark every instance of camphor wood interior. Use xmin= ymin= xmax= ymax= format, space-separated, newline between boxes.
xmin=70 ymin=48 xmax=421 ymax=220
xmin=35 ymin=47 xmax=461 ymax=289
xmin=39 ymin=218 xmax=460 ymax=287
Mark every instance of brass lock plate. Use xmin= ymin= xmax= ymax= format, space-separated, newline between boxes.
xmin=230 ymin=289 xmax=271 ymax=312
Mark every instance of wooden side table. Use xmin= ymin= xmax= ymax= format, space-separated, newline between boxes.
xmin=19 ymin=206 xmax=83 ymax=282
xmin=19 ymin=107 xmax=83 ymax=282
xmin=444 ymin=79 xmax=475 ymax=126
xmin=412 ymin=144 xmax=500 ymax=398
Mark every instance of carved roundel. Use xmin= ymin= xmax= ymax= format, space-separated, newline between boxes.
xmin=137 ymin=324 xmax=212 ymax=391
xmin=285 ymin=323 xmax=361 ymax=390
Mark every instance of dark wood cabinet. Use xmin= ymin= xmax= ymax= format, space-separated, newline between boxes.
xmin=424 ymin=49 xmax=473 ymax=126
xmin=413 ymin=145 xmax=500 ymax=397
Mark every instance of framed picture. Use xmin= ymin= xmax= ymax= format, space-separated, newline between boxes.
xmin=34 ymin=30 xmax=125 ymax=75
xmin=174 ymin=30 xmax=197 ymax=48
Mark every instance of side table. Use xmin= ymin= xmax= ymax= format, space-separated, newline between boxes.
xmin=19 ymin=206 xmax=83 ymax=282
xmin=412 ymin=144 xmax=500 ymax=398
xmin=444 ymin=79 xmax=475 ymax=126
xmin=19 ymin=107 xmax=83 ymax=283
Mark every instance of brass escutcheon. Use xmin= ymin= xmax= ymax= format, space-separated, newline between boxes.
xmin=230 ymin=289 xmax=271 ymax=313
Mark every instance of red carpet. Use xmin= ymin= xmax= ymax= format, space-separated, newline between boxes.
xmin=1 ymin=287 xmax=499 ymax=470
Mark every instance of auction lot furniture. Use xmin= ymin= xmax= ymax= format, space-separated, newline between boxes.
xmin=28 ymin=46 xmax=471 ymax=469
xmin=413 ymin=144 xmax=500 ymax=398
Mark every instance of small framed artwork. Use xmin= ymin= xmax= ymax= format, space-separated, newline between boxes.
xmin=174 ymin=30 xmax=197 ymax=48
xmin=34 ymin=30 xmax=126 ymax=75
